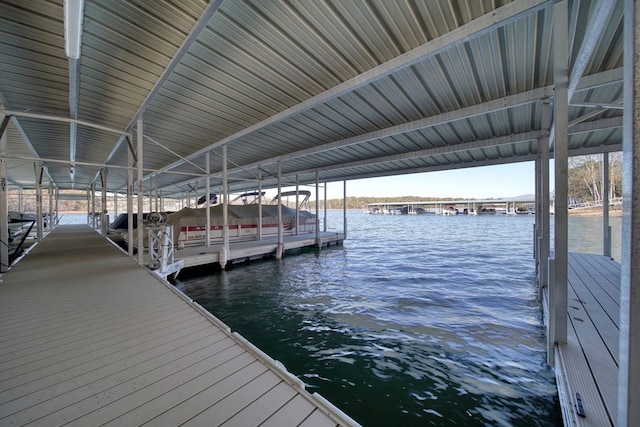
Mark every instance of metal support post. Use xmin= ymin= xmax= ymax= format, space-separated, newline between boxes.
xmin=127 ymin=137 xmax=134 ymax=257
xmin=324 ymin=182 xmax=327 ymax=232
xmin=258 ymin=169 xmax=263 ymax=240
xmin=315 ymin=171 xmax=320 ymax=246
xmin=276 ymin=161 xmax=284 ymax=259
xmin=221 ymin=145 xmax=229 ymax=268
xmin=91 ymin=183 xmax=96 ymax=229
xmin=100 ymin=168 xmax=108 ymax=235
xmin=619 ymin=0 xmax=640 ymax=423
xmin=551 ymin=0 xmax=569 ymax=346
xmin=0 ymin=118 xmax=9 ymax=271
xmin=539 ymin=101 xmax=552 ymax=295
xmin=294 ymin=176 xmax=298 ymax=235
xmin=205 ymin=151 xmax=211 ymax=247
xmin=48 ymin=184 xmax=53 ymax=231
xmin=343 ymin=180 xmax=347 ymax=240
xmin=34 ymin=164 xmax=43 ymax=241
xmin=136 ymin=117 xmax=144 ymax=265
xmin=602 ymin=152 xmax=611 ymax=257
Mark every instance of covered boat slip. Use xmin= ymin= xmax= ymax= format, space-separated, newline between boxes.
xmin=0 ymin=224 xmax=358 ymax=426
xmin=548 ymin=253 xmax=621 ymax=427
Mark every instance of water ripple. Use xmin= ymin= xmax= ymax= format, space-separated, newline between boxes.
xmin=178 ymin=212 xmax=561 ymax=426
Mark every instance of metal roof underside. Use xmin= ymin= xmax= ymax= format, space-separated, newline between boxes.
xmin=0 ymin=0 xmax=624 ymax=198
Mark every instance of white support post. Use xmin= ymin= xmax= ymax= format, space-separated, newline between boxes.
xmin=276 ymin=161 xmax=283 ymax=259
xmin=48 ymin=184 xmax=53 ymax=231
xmin=137 ymin=117 xmax=144 ymax=265
xmin=0 ymin=117 xmax=8 ymax=272
xmin=315 ymin=171 xmax=320 ymax=246
xmin=295 ymin=175 xmax=299 ymax=236
xmin=34 ymin=164 xmax=43 ymax=241
xmin=127 ymin=138 xmax=134 ymax=257
xmin=258 ymin=169 xmax=263 ymax=240
xmin=55 ymin=187 xmax=59 ymax=226
xmin=552 ymin=0 xmax=569 ymax=346
xmin=602 ymin=152 xmax=611 ymax=257
xmin=86 ymin=189 xmax=90 ymax=225
xmin=343 ymin=180 xmax=347 ymax=240
xmin=324 ymin=182 xmax=327 ymax=232
xmin=619 ymin=0 xmax=640 ymax=424
xmin=100 ymin=168 xmax=108 ymax=235
xmin=91 ymin=183 xmax=96 ymax=229
xmin=205 ymin=151 xmax=211 ymax=247
xmin=221 ymin=145 xmax=229 ymax=268
xmin=539 ymin=101 xmax=552 ymax=295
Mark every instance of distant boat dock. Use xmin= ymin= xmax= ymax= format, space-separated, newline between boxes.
xmin=365 ymin=196 xmax=539 ymax=216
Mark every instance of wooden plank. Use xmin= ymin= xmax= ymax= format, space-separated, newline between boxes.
xmin=29 ymin=347 xmax=253 ymax=426
xmin=569 ymin=256 xmax=620 ymax=327
xmin=583 ymin=253 xmax=621 ymax=282
xmin=0 ymin=297 xmax=197 ymax=363
xmin=555 ymin=323 xmax=613 ymax=426
xmin=566 ymin=294 xmax=619 ymax=420
xmin=120 ymin=359 xmax=268 ymax=426
xmin=185 ymin=371 xmax=282 ymax=424
xmin=0 ymin=323 xmax=221 ymax=405
xmin=300 ymin=409 xmax=340 ymax=427
xmin=0 ymin=311 xmax=208 ymax=384
xmin=0 ymin=329 xmax=227 ymax=418
xmin=568 ymin=264 xmax=620 ymax=360
xmin=260 ymin=394 xmax=318 ymax=427
xmin=571 ymin=253 xmax=620 ymax=304
xmin=219 ymin=381 xmax=298 ymax=426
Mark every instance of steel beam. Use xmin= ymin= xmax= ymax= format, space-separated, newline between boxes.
xmin=618 ymin=0 xmax=640 ymax=424
xmin=552 ymin=0 xmax=569 ymax=346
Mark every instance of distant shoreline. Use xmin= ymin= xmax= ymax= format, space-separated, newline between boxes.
xmin=569 ymin=206 xmax=622 ymax=217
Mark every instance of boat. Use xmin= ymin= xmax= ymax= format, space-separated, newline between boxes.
xmin=442 ymin=207 xmax=458 ymax=215
xmin=477 ymin=207 xmax=497 ymax=215
xmin=126 ymin=190 xmax=317 ymax=248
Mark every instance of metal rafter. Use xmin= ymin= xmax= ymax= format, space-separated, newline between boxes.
xmin=155 ymin=0 xmax=553 ymax=177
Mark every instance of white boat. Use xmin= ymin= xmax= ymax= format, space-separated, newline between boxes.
xmin=126 ymin=191 xmax=317 ymax=248
xmin=442 ymin=207 xmax=458 ymax=215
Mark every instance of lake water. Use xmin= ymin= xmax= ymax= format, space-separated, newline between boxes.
xmin=61 ymin=211 xmax=621 ymax=426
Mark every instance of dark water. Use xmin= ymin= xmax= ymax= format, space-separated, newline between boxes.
xmin=177 ymin=212 xmax=563 ymax=426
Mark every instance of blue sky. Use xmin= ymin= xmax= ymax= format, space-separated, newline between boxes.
xmin=268 ymin=161 xmax=553 ymax=201
xmin=321 ymin=161 xmax=540 ymax=200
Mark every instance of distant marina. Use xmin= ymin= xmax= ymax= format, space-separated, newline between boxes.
xmin=364 ymin=197 xmax=537 ymax=216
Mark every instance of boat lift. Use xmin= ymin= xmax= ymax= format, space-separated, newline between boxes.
xmin=145 ymin=212 xmax=183 ymax=280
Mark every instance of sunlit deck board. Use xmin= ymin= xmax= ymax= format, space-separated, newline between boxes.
xmin=553 ymin=253 xmax=620 ymax=427
xmin=0 ymin=224 xmax=357 ymax=426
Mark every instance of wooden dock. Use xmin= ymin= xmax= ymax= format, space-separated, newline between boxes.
xmin=0 ymin=224 xmax=358 ymax=426
xmin=549 ymin=252 xmax=620 ymax=427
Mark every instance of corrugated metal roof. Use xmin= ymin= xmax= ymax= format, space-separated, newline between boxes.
xmin=0 ymin=0 xmax=624 ymax=198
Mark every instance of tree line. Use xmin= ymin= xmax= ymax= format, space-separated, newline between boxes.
xmin=567 ymin=153 xmax=622 ymax=204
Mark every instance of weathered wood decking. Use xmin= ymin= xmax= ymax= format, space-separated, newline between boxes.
xmin=0 ymin=224 xmax=358 ymax=426
xmin=551 ymin=252 xmax=620 ymax=427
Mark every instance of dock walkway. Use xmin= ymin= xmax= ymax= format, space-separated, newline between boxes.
xmin=0 ymin=224 xmax=357 ymax=426
xmin=551 ymin=252 xmax=621 ymax=427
